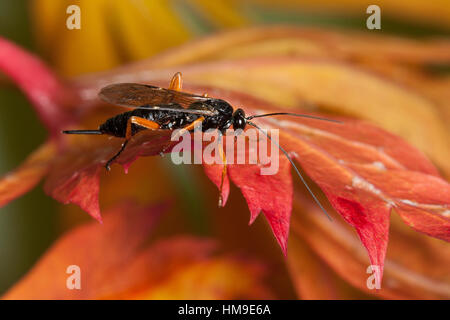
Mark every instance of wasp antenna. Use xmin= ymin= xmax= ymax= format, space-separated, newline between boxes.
xmin=247 ymin=121 xmax=332 ymax=221
xmin=246 ymin=112 xmax=342 ymax=124
xmin=62 ymin=130 xmax=103 ymax=135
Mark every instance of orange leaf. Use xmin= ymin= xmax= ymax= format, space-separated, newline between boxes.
xmin=0 ymin=142 xmax=56 ymax=207
xmin=290 ymin=193 xmax=450 ymax=299
xmin=3 ymin=201 xmax=271 ymax=299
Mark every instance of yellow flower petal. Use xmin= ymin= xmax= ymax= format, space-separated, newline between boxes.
xmin=192 ymin=0 xmax=248 ymax=28
xmin=110 ymin=0 xmax=190 ymax=61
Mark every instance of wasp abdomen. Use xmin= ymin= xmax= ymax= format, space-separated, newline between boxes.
xmin=99 ymin=105 xmax=200 ymax=137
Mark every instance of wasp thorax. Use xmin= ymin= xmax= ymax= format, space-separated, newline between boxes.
xmin=232 ymin=108 xmax=246 ymax=130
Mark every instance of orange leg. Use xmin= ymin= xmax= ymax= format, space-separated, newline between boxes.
xmin=169 ymin=72 xmax=183 ymax=91
xmin=161 ymin=117 xmax=205 ymax=155
xmin=217 ymin=134 xmax=227 ymax=207
xmin=169 ymin=72 xmax=209 ymax=98
xmin=106 ymin=117 xmax=160 ymax=171
xmin=126 ymin=116 xmax=160 ymax=139
xmin=181 ymin=116 xmax=204 ymax=132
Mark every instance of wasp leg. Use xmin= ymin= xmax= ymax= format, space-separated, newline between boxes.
xmin=126 ymin=116 xmax=160 ymax=139
xmin=169 ymin=72 xmax=183 ymax=91
xmin=180 ymin=116 xmax=204 ymax=132
xmin=105 ymin=117 xmax=160 ymax=171
xmin=105 ymin=140 xmax=129 ymax=171
xmin=217 ymin=132 xmax=227 ymax=207
xmin=161 ymin=117 xmax=205 ymax=155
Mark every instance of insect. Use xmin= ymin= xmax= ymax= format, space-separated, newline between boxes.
xmin=63 ymin=72 xmax=340 ymax=218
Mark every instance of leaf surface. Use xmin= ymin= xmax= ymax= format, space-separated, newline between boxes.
xmin=3 ymin=201 xmax=271 ymax=299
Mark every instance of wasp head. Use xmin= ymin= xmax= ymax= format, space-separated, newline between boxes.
xmin=232 ymin=108 xmax=246 ymax=130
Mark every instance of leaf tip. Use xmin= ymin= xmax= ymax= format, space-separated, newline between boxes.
xmin=248 ymin=209 xmax=260 ymax=225
xmin=276 ymin=233 xmax=289 ymax=257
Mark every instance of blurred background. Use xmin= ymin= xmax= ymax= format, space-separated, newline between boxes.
xmin=0 ymin=0 xmax=449 ymax=298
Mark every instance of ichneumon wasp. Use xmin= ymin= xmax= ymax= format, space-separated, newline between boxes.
xmin=63 ymin=72 xmax=340 ymax=218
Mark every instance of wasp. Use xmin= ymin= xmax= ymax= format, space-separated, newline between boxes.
xmin=63 ymin=73 xmax=339 ymax=217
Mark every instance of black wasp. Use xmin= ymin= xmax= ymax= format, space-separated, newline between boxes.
xmin=63 ymin=73 xmax=340 ymax=217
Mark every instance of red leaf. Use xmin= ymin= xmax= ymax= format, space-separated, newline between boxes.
xmin=49 ymin=164 xmax=102 ymax=222
xmin=2 ymin=32 xmax=448 ymax=288
xmin=241 ymin=101 xmax=449 ymax=281
xmin=40 ymin=84 xmax=449 ymax=284
xmin=44 ymin=131 xmax=172 ymax=221
xmin=0 ymin=37 xmax=76 ymax=134
xmin=227 ymin=157 xmax=293 ymax=255
xmin=193 ymin=88 xmax=448 ymax=270
xmin=327 ymin=195 xmax=389 ymax=283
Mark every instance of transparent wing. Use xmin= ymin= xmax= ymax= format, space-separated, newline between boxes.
xmin=99 ymin=83 xmax=217 ymax=116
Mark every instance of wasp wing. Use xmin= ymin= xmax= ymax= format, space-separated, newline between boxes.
xmin=98 ymin=83 xmax=217 ymax=116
